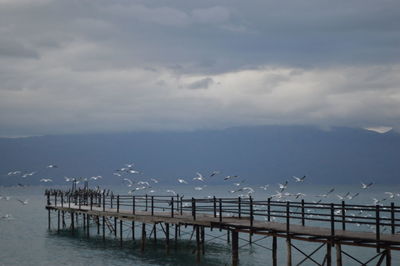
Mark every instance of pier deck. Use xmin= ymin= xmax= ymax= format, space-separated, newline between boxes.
xmin=45 ymin=190 xmax=400 ymax=265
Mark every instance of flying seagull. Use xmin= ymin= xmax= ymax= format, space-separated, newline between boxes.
xmin=210 ymin=171 xmax=220 ymax=177
xmin=178 ymin=178 xmax=188 ymax=184
xmin=17 ymin=199 xmax=29 ymax=205
xmin=292 ymin=175 xmax=306 ymax=182
xmin=361 ymin=182 xmax=374 ymax=189
xmin=193 ymin=172 xmax=205 ymax=182
xmin=224 ymin=175 xmax=238 ymax=181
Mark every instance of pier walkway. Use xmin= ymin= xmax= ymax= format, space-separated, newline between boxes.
xmin=45 ymin=190 xmax=400 ymax=265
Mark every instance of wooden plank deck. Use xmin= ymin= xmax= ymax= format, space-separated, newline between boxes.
xmin=47 ymin=203 xmax=400 ymax=246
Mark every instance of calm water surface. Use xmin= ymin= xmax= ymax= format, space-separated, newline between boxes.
xmin=1 ymin=185 xmax=399 ymax=265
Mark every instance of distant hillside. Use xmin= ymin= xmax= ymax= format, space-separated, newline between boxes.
xmin=1 ymin=125 xmax=399 ymax=186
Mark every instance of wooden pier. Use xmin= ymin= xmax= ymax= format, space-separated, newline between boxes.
xmin=45 ymin=189 xmax=400 ymax=265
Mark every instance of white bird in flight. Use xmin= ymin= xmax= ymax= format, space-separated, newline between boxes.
xmin=166 ymin=189 xmax=176 ymax=195
xmin=361 ymin=182 xmax=374 ymax=189
xmin=178 ymin=178 xmax=188 ymax=184
xmin=22 ymin=172 xmax=36 ymax=178
xmin=40 ymin=178 xmax=53 ymax=182
xmin=17 ymin=199 xmax=29 ymax=205
xmin=292 ymin=175 xmax=306 ymax=182
xmin=224 ymin=175 xmax=238 ymax=181
xmin=278 ymin=181 xmax=288 ymax=192
xmin=193 ymin=172 xmax=205 ymax=182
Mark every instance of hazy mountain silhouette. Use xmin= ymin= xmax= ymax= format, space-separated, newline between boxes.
xmin=1 ymin=125 xmax=399 ymax=186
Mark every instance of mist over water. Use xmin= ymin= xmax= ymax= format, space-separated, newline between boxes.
xmin=1 ymin=185 xmax=399 ymax=265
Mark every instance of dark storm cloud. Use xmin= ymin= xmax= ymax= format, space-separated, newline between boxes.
xmin=0 ymin=0 xmax=399 ymax=136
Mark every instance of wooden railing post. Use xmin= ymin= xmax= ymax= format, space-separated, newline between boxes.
xmin=145 ymin=194 xmax=148 ymax=211
xmin=341 ymin=201 xmax=346 ymax=230
xmin=213 ymin=196 xmax=217 ymax=218
xmin=54 ymin=194 xmax=57 ymax=206
xmin=47 ymin=193 xmax=50 ymax=205
xmin=238 ymin=197 xmax=241 ymax=219
xmin=301 ymin=199 xmax=305 ymax=226
xmin=61 ymin=194 xmax=64 ymax=208
xmin=68 ymin=195 xmax=71 ymax=208
xmin=171 ymin=197 xmax=174 ymax=218
xmin=102 ymin=192 xmax=105 ymax=211
xmin=176 ymin=194 xmax=179 ymax=213
xmin=391 ymin=202 xmax=395 ymax=234
xmin=78 ymin=193 xmax=81 ymax=210
xmin=180 ymin=196 xmax=183 ymax=215
xmin=250 ymin=196 xmax=253 ymax=227
xmin=117 ymin=195 xmax=120 ymax=213
xmin=286 ymin=201 xmax=290 ymax=234
xmin=133 ymin=196 xmax=136 ymax=215
xmin=376 ymin=204 xmax=380 ymax=252
xmin=267 ymin=198 xmax=271 ymax=222
xmin=330 ymin=203 xmax=335 ymax=245
xmin=90 ymin=194 xmax=93 ymax=210
xmin=151 ymin=196 xmax=154 ymax=216
xmin=219 ymin=198 xmax=223 ymax=223
xmin=110 ymin=194 xmax=113 ymax=209
xmin=192 ymin=198 xmax=196 ymax=220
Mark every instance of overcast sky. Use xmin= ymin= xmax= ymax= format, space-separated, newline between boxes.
xmin=1 ymin=0 xmax=400 ymax=136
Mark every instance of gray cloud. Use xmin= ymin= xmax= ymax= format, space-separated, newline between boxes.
xmin=0 ymin=0 xmax=399 ymax=136
xmin=187 ymin=77 xmax=214 ymax=90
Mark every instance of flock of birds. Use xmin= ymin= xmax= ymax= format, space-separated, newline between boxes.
xmin=1 ymin=162 xmax=399 ymax=233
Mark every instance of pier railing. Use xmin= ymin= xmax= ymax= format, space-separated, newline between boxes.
xmin=45 ymin=190 xmax=400 ymax=244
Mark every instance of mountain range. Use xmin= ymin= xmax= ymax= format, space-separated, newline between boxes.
xmin=1 ymin=125 xmax=399 ymax=186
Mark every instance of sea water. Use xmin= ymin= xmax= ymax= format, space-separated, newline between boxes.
xmin=1 ymin=184 xmax=399 ymax=265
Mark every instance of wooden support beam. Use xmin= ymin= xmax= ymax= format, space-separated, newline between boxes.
xmin=272 ymin=236 xmax=277 ymax=266
xmin=201 ymin=226 xmax=205 ymax=255
xmin=48 ymin=209 xmax=51 ymax=230
xmin=196 ymin=225 xmax=201 ymax=263
xmin=166 ymin=223 xmax=170 ymax=254
xmin=141 ymin=223 xmax=146 ymax=252
xmin=227 ymin=230 xmax=230 ymax=244
xmin=174 ymin=224 xmax=178 ymax=245
xmin=232 ymin=230 xmax=239 ymax=266
xmin=97 ymin=216 xmax=100 ymax=234
xmin=120 ymin=219 xmax=123 ymax=247
xmin=336 ymin=243 xmax=342 ymax=266
xmin=153 ymin=224 xmax=157 ymax=243
xmin=86 ymin=214 xmax=90 ymax=238
xmin=71 ymin=212 xmax=75 ymax=234
xmin=326 ymin=242 xmax=332 ymax=266
xmin=386 ymin=248 xmax=391 ymax=266
xmin=57 ymin=210 xmax=60 ymax=233
xmin=132 ymin=221 xmax=135 ymax=240
xmin=286 ymin=238 xmax=292 ymax=266
xmin=62 ymin=211 xmax=65 ymax=229
xmin=102 ymin=216 xmax=105 ymax=241
xmin=114 ymin=217 xmax=117 ymax=237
